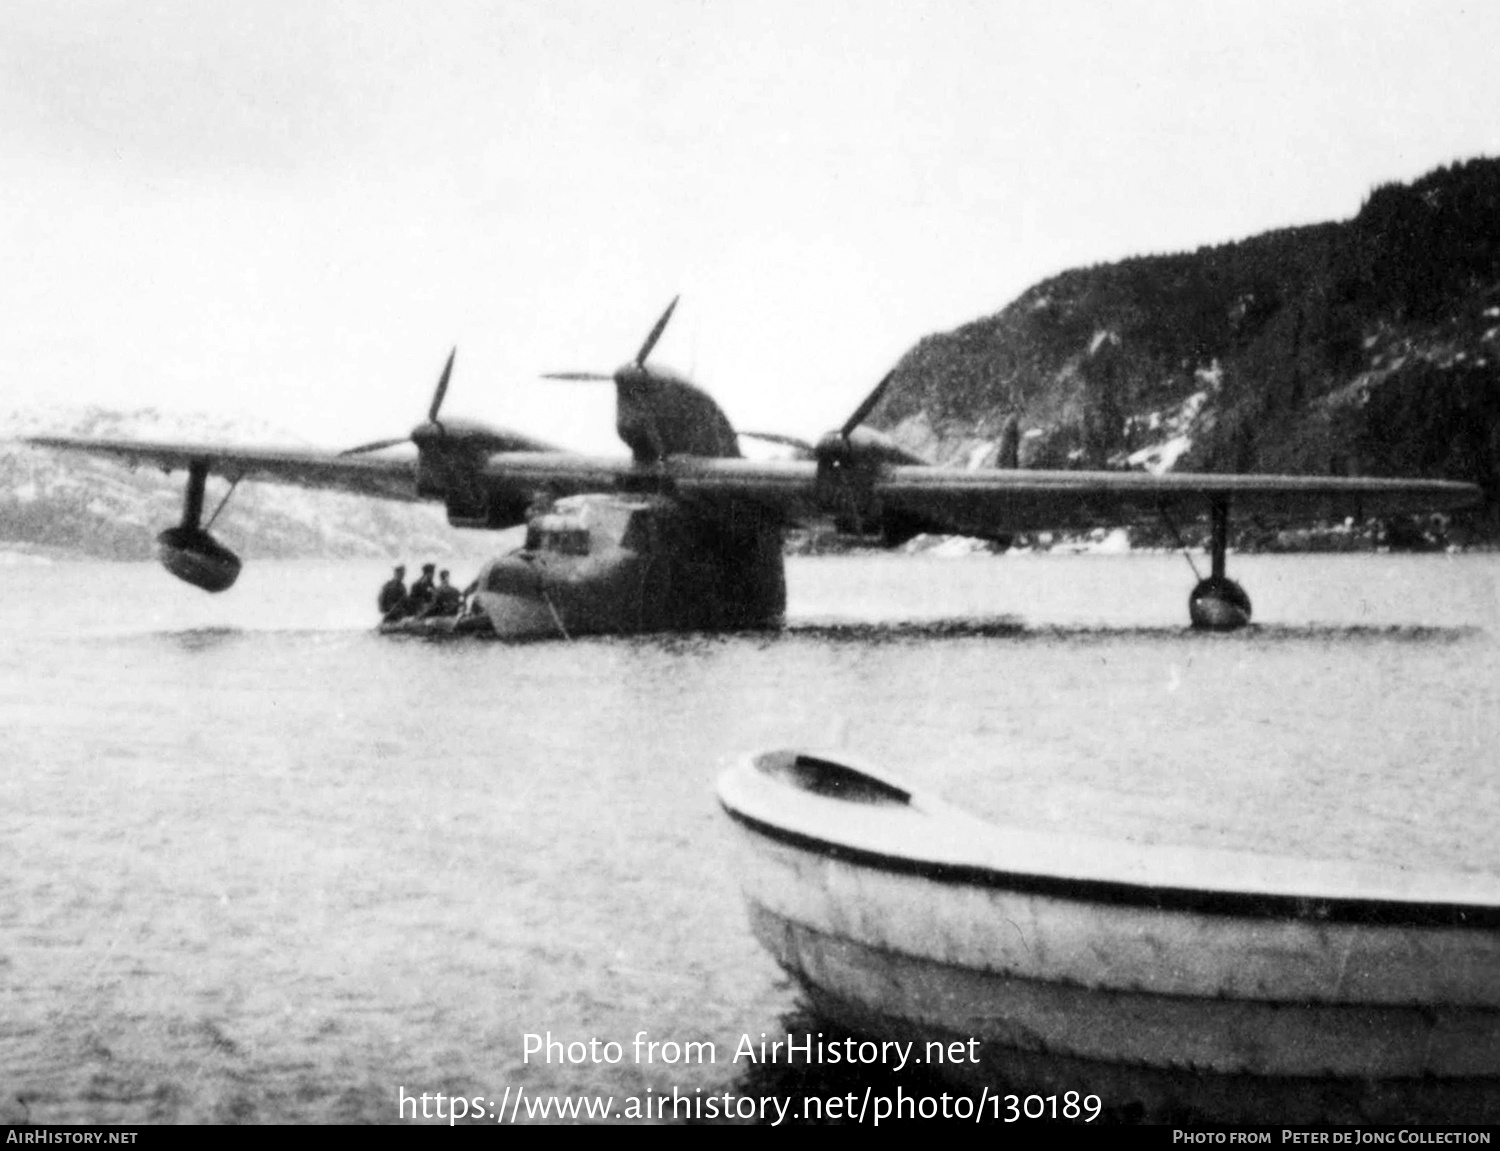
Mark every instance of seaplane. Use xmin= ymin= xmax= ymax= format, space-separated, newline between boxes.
xmin=25 ymin=299 xmax=1481 ymax=637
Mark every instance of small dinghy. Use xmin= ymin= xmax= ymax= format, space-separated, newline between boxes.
xmin=717 ymin=749 xmax=1500 ymax=1123
xmin=377 ymin=612 xmax=494 ymax=638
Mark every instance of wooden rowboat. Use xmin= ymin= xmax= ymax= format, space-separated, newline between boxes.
xmin=717 ymin=749 xmax=1500 ymax=1123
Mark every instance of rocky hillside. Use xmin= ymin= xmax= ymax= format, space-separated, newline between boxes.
xmin=872 ymin=158 xmax=1500 ymax=538
xmin=0 ymin=406 xmax=486 ymax=562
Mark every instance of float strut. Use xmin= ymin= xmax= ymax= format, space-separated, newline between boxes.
xmin=182 ymin=461 xmax=209 ymax=530
xmin=204 ymin=477 xmax=240 ymax=530
xmin=1210 ymin=497 xmax=1229 ymax=582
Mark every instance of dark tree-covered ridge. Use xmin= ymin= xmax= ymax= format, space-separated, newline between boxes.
xmin=871 ymin=158 xmax=1500 ymax=535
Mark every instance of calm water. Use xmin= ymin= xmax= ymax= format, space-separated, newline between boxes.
xmin=0 ymin=551 xmax=1496 ymax=1123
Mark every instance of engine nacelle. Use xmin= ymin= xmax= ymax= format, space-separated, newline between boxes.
xmin=157 ymin=526 xmax=242 ymax=593
xmin=445 ymin=492 xmax=531 ymax=530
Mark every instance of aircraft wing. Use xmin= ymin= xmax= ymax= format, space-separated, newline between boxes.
xmin=472 ymin=454 xmax=1481 ymax=535
xmin=25 ymin=436 xmax=421 ymax=502
xmin=864 ymin=467 xmax=1483 ymax=534
xmin=27 ymin=435 xmax=1483 ymax=534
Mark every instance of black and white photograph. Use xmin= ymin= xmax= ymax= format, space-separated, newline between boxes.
xmin=1 ymin=0 xmax=1497 ymax=1130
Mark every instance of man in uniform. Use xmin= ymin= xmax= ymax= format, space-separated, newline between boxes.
xmin=378 ymin=565 xmax=407 ymax=620
xmin=406 ymin=563 xmax=437 ymax=616
xmin=423 ymin=570 xmax=464 ymax=618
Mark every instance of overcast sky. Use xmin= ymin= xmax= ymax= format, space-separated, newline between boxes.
xmin=3 ymin=0 xmax=1498 ymax=451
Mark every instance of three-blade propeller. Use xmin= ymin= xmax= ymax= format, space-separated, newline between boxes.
xmin=839 ymin=370 xmax=895 ymax=442
xmin=542 ymin=296 xmax=680 ymax=385
xmin=341 ymin=348 xmax=458 ymax=456
xmin=738 ymin=370 xmax=897 ymax=461
xmin=428 ymin=347 xmax=456 ymax=425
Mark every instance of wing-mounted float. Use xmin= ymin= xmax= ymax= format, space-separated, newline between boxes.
xmin=25 ymin=351 xmax=557 ymax=593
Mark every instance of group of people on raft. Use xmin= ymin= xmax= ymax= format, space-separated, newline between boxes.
xmin=377 ymin=563 xmax=474 ymax=624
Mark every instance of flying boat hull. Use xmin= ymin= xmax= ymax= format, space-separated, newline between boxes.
xmin=718 ymin=749 xmax=1500 ymax=1123
xmin=467 ymin=494 xmax=786 ymax=640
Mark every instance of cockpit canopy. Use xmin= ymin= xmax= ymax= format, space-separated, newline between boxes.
xmin=525 ymin=513 xmax=591 ymax=556
xmin=522 ymin=495 xmax=663 ymax=558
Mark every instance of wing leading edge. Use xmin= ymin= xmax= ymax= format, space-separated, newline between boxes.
xmin=26 ymin=436 xmax=425 ymax=501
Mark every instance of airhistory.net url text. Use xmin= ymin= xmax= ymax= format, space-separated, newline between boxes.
xmin=397 ymin=1084 xmax=1103 ymax=1124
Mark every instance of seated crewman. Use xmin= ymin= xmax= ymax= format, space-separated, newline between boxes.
xmin=424 ymin=570 xmax=464 ymax=618
xmin=405 ymin=563 xmax=437 ymax=615
xmin=378 ymin=565 xmax=408 ymax=619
